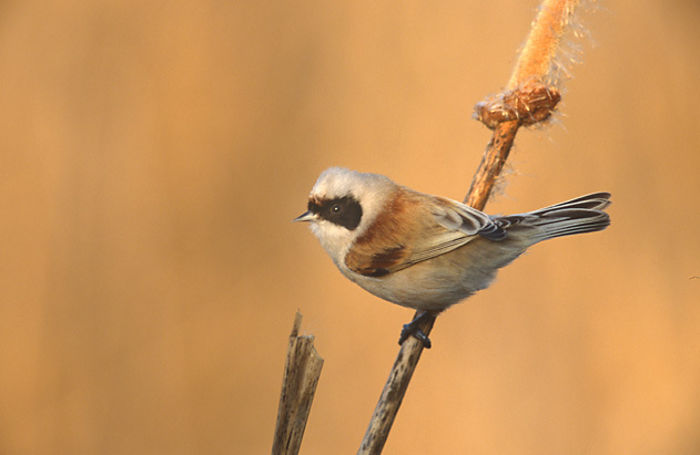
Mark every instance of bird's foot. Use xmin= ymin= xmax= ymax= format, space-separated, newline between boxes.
xmin=398 ymin=311 xmax=435 ymax=349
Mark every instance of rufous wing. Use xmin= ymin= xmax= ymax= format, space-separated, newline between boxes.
xmin=344 ymin=191 xmax=503 ymax=277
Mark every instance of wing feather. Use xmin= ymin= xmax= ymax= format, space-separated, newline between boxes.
xmin=433 ymin=198 xmax=506 ymax=240
xmin=345 ymin=192 xmax=503 ymax=277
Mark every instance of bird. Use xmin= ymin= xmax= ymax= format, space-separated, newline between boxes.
xmin=295 ymin=167 xmax=611 ymax=348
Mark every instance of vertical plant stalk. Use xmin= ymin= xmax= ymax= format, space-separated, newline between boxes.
xmin=507 ymin=0 xmax=581 ymax=89
xmin=272 ymin=312 xmax=324 ymax=455
xmin=359 ymin=1 xmax=585 ymax=453
xmin=464 ymin=120 xmax=520 ymax=209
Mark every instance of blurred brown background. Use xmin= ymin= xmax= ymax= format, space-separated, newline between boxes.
xmin=1 ymin=0 xmax=699 ymax=453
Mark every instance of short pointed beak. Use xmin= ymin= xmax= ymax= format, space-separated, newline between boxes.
xmin=293 ymin=211 xmax=316 ymax=222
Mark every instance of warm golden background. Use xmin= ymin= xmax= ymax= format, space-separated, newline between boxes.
xmin=1 ymin=0 xmax=699 ymax=453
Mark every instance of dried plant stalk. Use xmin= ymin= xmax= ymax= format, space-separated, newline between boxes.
xmin=358 ymin=316 xmax=436 ymax=455
xmin=359 ymin=1 xmax=586 ymax=453
xmin=508 ymin=0 xmax=581 ymax=89
xmin=272 ymin=312 xmax=324 ymax=455
xmin=465 ymin=120 xmax=520 ymax=209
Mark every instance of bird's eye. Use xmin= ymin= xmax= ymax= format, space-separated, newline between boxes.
xmin=317 ymin=196 xmax=362 ymax=230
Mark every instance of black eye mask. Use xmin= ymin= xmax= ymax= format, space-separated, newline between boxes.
xmin=308 ymin=195 xmax=363 ymax=230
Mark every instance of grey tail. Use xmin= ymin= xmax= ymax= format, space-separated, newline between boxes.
xmin=492 ymin=192 xmax=611 ymax=242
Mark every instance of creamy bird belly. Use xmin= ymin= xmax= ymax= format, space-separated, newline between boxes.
xmin=340 ymin=237 xmax=526 ymax=312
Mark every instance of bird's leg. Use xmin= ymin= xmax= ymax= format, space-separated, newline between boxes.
xmin=398 ymin=311 xmax=436 ymax=349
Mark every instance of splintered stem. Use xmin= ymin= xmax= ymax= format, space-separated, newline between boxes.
xmin=273 ymin=312 xmax=324 ymax=455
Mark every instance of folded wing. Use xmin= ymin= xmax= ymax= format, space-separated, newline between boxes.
xmin=344 ymin=193 xmax=501 ymax=277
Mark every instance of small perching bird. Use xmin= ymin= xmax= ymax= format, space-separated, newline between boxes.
xmin=295 ymin=167 xmax=611 ymax=347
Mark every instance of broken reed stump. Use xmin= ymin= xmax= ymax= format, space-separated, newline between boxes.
xmin=272 ymin=312 xmax=324 ymax=455
xmin=358 ymin=0 xmax=584 ymax=453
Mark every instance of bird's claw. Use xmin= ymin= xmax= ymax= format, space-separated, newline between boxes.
xmin=398 ymin=312 xmax=434 ymax=349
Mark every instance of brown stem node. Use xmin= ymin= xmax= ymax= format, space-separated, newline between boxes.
xmin=474 ymin=82 xmax=561 ymax=130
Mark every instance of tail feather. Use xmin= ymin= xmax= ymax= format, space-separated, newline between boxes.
xmin=532 ymin=192 xmax=611 ymax=213
xmin=492 ymin=192 xmax=611 ymax=243
xmin=532 ymin=210 xmax=610 ymax=240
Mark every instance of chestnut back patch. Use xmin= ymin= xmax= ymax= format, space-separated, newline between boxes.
xmin=352 ymin=246 xmax=406 ymax=277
